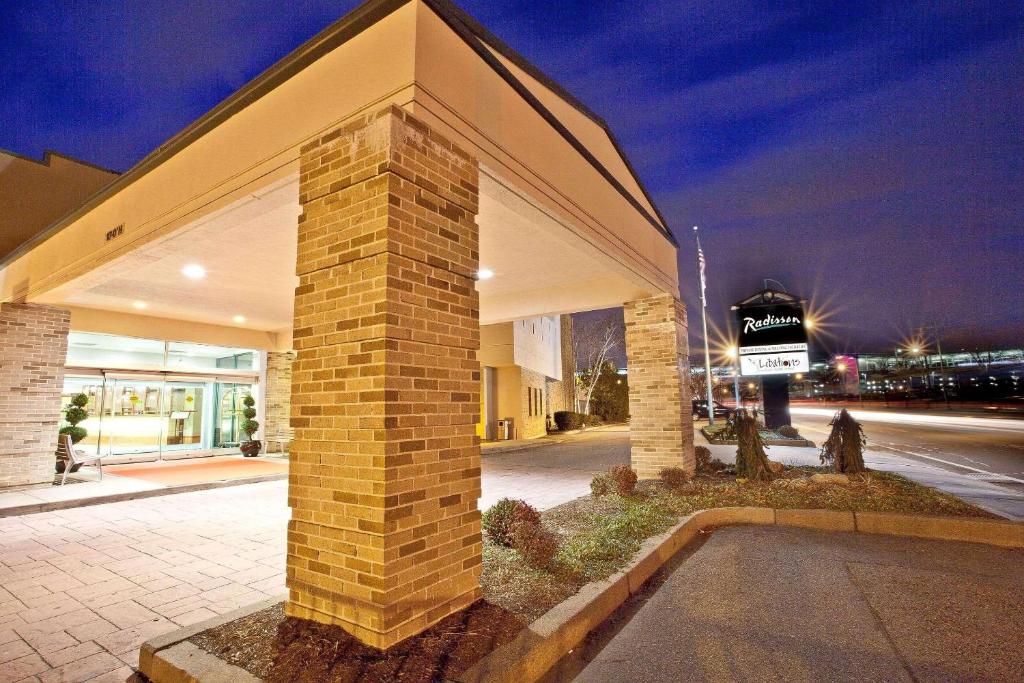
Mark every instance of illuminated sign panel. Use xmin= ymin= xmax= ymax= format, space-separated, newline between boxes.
xmin=735 ymin=302 xmax=809 ymax=376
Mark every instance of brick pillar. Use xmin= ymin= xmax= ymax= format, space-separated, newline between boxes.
xmin=286 ymin=105 xmax=481 ymax=649
xmin=264 ymin=351 xmax=296 ymax=447
xmin=624 ymin=294 xmax=694 ymax=478
xmin=0 ymin=303 xmax=70 ymax=487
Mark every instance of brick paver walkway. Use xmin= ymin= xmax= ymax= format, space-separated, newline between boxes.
xmin=0 ymin=483 xmax=288 ymax=683
xmin=0 ymin=429 xmax=630 ymax=682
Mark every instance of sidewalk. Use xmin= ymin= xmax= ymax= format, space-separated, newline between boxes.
xmin=697 ymin=431 xmax=1024 ymax=520
xmin=0 ymin=455 xmax=288 ymax=517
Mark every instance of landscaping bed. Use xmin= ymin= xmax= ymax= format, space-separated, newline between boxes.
xmin=185 ymin=462 xmax=994 ymax=682
xmin=483 ymin=465 xmax=995 ymax=616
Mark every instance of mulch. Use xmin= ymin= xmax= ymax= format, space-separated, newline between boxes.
xmin=190 ymin=600 xmax=525 ymax=683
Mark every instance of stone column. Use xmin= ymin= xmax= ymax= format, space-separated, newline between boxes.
xmin=623 ymin=294 xmax=694 ymax=478
xmin=0 ymin=303 xmax=70 ymax=487
xmin=286 ymin=105 xmax=481 ymax=649
xmin=264 ymin=351 xmax=296 ymax=447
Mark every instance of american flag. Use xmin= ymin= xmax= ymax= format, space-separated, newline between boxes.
xmin=697 ymin=242 xmax=707 ymax=307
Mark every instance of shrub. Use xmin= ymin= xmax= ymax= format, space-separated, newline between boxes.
xmin=777 ymin=424 xmax=800 ymax=438
xmin=511 ymin=521 xmax=559 ymax=570
xmin=553 ymin=411 xmax=584 ymax=431
xmin=590 ymin=473 xmax=611 ymax=497
xmin=583 ymin=414 xmax=603 ymax=427
xmin=608 ymin=464 xmax=638 ymax=495
xmin=59 ymin=393 xmax=90 ymax=445
xmin=558 ymin=497 xmax=675 ymax=581
xmin=241 ymin=394 xmax=259 ymax=440
xmin=820 ymin=409 xmax=866 ymax=474
xmin=734 ymin=410 xmax=774 ymax=481
xmin=482 ymin=498 xmax=540 ymax=547
xmin=694 ymin=446 xmax=713 ymax=472
xmin=659 ymin=467 xmax=690 ymax=490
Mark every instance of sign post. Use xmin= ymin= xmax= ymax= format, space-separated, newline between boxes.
xmin=732 ymin=289 xmax=809 ymax=428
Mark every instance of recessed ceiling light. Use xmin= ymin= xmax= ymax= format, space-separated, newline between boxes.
xmin=132 ymin=301 xmax=148 ymax=310
xmin=232 ymin=315 xmax=246 ymax=324
xmin=477 ymin=268 xmax=494 ymax=280
xmin=182 ymin=264 xmax=206 ymax=279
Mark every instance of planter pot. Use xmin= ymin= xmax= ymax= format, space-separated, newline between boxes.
xmin=55 ymin=459 xmax=83 ymax=474
xmin=240 ymin=440 xmax=262 ymax=457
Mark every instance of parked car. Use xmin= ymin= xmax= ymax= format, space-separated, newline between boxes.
xmin=691 ymin=399 xmax=738 ymax=420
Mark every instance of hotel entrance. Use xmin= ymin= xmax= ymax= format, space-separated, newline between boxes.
xmin=59 ymin=332 xmax=260 ymax=463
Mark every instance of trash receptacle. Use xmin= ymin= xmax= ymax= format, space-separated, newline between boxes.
xmin=497 ymin=418 xmax=514 ymax=440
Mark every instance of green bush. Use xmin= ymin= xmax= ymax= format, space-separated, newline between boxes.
xmin=60 ymin=392 xmax=90 ymax=445
xmin=557 ymin=498 xmax=675 ymax=581
xmin=553 ymin=411 xmax=583 ymax=431
xmin=608 ymin=464 xmax=638 ymax=495
xmin=659 ymin=467 xmax=690 ymax=490
xmin=241 ymin=419 xmax=260 ymax=438
xmin=511 ymin=521 xmax=559 ymax=570
xmin=583 ymin=414 xmax=603 ymax=427
xmin=590 ymin=473 xmax=611 ymax=496
xmin=482 ymin=498 xmax=540 ymax=547
xmin=240 ymin=394 xmax=259 ymax=439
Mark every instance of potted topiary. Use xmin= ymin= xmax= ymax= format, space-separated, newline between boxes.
xmin=56 ymin=393 xmax=89 ymax=474
xmin=240 ymin=393 xmax=261 ymax=457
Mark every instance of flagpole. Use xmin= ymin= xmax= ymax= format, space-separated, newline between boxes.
xmin=694 ymin=226 xmax=716 ymax=424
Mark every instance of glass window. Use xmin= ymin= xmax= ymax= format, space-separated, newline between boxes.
xmin=67 ymin=332 xmax=165 ymax=369
xmin=166 ymin=342 xmax=256 ymax=371
xmin=59 ymin=377 xmax=105 ymax=457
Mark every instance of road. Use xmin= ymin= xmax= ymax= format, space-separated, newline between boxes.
xmin=790 ymin=407 xmax=1024 ymax=489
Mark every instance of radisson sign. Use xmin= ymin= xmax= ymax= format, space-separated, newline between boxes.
xmin=734 ymin=294 xmax=809 ymax=376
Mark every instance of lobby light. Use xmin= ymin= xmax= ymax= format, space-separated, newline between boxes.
xmin=182 ymin=264 xmax=206 ymax=279
xmin=476 ymin=268 xmax=494 ymax=280
xmin=232 ymin=315 xmax=246 ymax=324
xmin=132 ymin=301 xmax=148 ymax=310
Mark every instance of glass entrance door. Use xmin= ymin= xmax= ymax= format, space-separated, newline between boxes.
xmin=102 ymin=378 xmax=165 ymax=457
xmin=214 ymin=383 xmax=250 ymax=448
xmin=163 ymin=382 xmax=207 ymax=451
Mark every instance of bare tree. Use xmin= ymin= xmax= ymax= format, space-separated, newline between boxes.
xmin=573 ymin=311 xmax=624 ymax=416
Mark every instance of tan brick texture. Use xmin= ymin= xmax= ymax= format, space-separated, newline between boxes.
xmin=0 ymin=303 xmax=70 ymax=487
xmin=623 ymin=294 xmax=694 ymax=478
xmin=286 ymin=105 xmax=482 ymax=649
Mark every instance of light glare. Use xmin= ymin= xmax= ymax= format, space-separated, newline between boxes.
xmin=182 ymin=264 xmax=206 ymax=279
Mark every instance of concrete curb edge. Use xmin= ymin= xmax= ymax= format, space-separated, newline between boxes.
xmin=0 ymin=473 xmax=288 ymax=518
xmin=139 ymin=510 xmax=1023 ymax=683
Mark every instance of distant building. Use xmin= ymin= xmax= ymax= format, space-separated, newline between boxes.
xmin=799 ymin=349 xmax=1024 ymax=400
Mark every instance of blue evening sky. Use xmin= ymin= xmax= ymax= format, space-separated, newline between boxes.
xmin=2 ymin=0 xmax=1021 ymax=351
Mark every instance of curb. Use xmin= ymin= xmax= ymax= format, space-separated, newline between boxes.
xmin=139 ymin=509 xmax=1024 ymax=683
xmin=0 ymin=473 xmax=287 ymax=518
xmin=140 ymin=595 xmax=285 ymax=682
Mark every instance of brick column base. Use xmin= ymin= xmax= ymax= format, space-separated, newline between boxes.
xmin=286 ymin=105 xmax=482 ymax=649
xmin=0 ymin=303 xmax=70 ymax=487
xmin=624 ymin=294 xmax=694 ymax=478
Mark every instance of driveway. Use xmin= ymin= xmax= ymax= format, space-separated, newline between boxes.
xmin=568 ymin=525 xmax=1024 ymax=682
xmin=0 ymin=428 xmax=629 ymax=683
xmin=480 ymin=426 xmax=629 ymax=510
